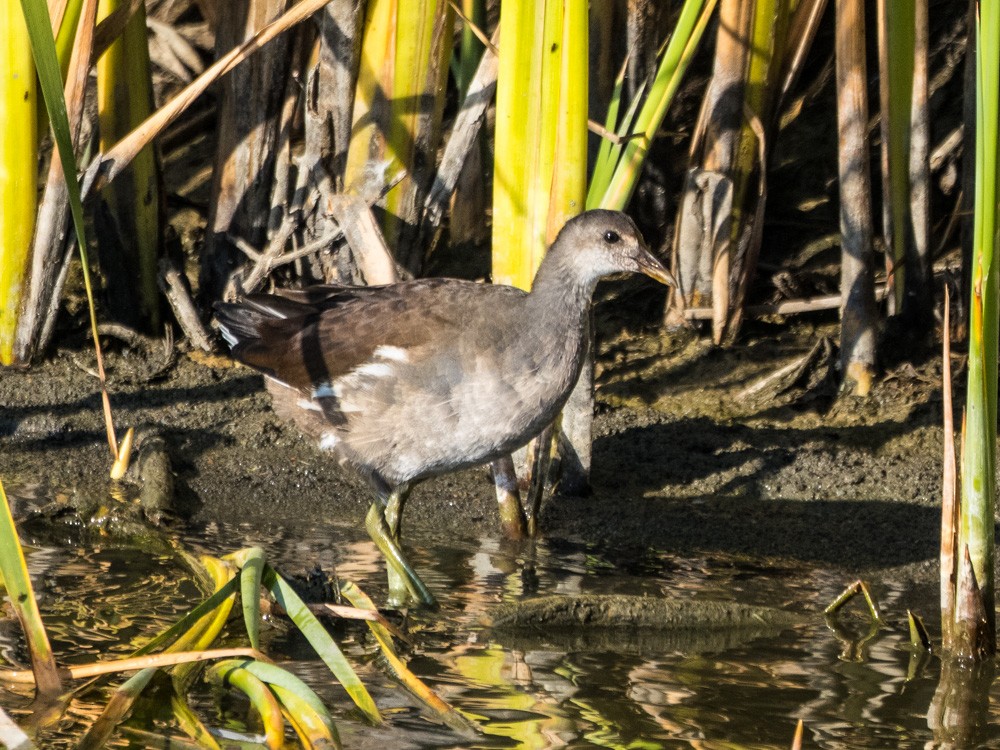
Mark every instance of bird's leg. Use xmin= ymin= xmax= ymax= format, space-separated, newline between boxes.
xmin=525 ymin=423 xmax=555 ymax=537
xmin=492 ymin=456 xmax=528 ymax=539
xmin=383 ymin=485 xmax=411 ymax=604
xmin=365 ymin=494 xmax=435 ymax=607
xmin=384 ymin=484 xmax=410 ymax=541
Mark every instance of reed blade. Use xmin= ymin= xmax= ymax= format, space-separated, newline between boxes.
xmin=591 ymin=0 xmax=717 ymax=211
xmin=0 ymin=481 xmax=61 ymax=695
xmin=262 ymin=565 xmax=381 ymax=724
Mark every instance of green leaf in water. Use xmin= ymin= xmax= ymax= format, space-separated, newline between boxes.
xmin=262 ymin=565 xmax=381 ymax=724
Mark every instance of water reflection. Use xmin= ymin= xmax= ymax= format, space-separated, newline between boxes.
xmin=1 ymin=517 xmax=998 ymax=748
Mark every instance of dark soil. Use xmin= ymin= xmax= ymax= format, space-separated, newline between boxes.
xmin=0 ymin=0 xmax=956 ymax=594
xmin=0 ymin=308 xmax=954 ymax=585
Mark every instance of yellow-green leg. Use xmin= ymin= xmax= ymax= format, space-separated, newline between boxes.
xmin=364 ymin=486 xmax=435 ymax=607
xmin=384 ymin=486 xmax=411 ymax=605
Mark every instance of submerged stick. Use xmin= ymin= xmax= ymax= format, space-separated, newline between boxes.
xmin=790 ymin=719 xmax=804 ymax=750
xmin=488 ymin=594 xmax=802 ymax=630
xmin=824 ymin=579 xmax=883 ymax=623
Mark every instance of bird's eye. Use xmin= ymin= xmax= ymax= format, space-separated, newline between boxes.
xmin=604 ymin=230 xmax=621 ymax=244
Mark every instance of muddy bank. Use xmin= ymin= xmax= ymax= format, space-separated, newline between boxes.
xmin=0 ymin=316 xmax=952 ymax=582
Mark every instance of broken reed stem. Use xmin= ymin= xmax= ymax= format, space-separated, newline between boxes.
xmin=446 ymin=0 xmax=496 ymax=54
xmin=85 ymin=277 xmax=118 ymax=459
xmin=955 ymin=545 xmax=995 ymax=659
xmin=684 ymin=283 xmax=890 ymax=319
xmin=907 ymin=609 xmax=932 ymax=652
xmin=314 ymin=603 xmax=413 ymax=644
xmin=89 ymin=0 xmax=335 ymax=193
xmin=524 ymin=423 xmax=556 ymax=538
xmin=158 ymin=257 xmax=214 ymax=352
xmin=0 ymin=648 xmax=266 ymax=684
xmin=790 ymin=719 xmax=804 ymax=750
xmin=423 ymin=26 xmax=499 ymax=231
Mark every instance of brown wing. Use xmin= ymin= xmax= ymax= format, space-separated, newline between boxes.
xmin=216 ymin=279 xmax=525 ymax=392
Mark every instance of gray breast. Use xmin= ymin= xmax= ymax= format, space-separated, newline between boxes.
xmin=292 ymin=327 xmax=576 ymax=485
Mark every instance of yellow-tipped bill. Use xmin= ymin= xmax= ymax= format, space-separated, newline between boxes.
xmin=636 ymin=248 xmax=677 ymax=287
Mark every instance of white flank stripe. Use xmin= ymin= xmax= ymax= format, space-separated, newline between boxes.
xmin=373 ymin=345 xmax=409 ymax=362
xmin=296 ymin=398 xmax=322 ymax=412
xmin=353 ymin=362 xmax=393 ymax=379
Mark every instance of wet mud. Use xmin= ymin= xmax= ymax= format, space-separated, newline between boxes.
xmin=1 ymin=312 xmax=952 ymax=585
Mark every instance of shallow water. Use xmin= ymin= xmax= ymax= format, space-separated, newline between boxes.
xmin=1 ymin=512 xmax=997 ymax=749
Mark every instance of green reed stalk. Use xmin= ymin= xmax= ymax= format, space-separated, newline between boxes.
xmin=954 ymin=0 xmax=999 ymax=658
xmin=0 ymin=480 xmax=61 ymax=694
xmin=0 ymin=4 xmax=38 ymax=365
xmin=492 ymin=0 xmax=587 ymax=290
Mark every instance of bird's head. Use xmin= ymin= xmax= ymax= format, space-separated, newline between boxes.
xmin=553 ymin=209 xmax=675 ymax=287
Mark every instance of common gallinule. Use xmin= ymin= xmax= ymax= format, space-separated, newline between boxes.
xmin=215 ymin=209 xmax=673 ymax=606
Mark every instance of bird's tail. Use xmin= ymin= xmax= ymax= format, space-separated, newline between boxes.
xmin=214 ymin=295 xmax=314 ymax=351
xmin=214 ymin=302 xmax=267 ymax=351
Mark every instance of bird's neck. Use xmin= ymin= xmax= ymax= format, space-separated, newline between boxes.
xmin=513 ymin=250 xmax=597 ymax=396
xmin=525 ymin=249 xmax=599 ymax=328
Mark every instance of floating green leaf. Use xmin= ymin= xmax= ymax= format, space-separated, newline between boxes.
xmin=209 ymin=660 xmax=285 ymax=750
xmin=231 ymin=546 xmax=265 ymax=649
xmin=78 ymin=668 xmax=158 ymax=750
xmin=340 ymin=582 xmax=477 ymax=736
xmin=262 ymin=566 xmax=381 ymax=724
xmin=273 ymin=683 xmax=341 ymax=749
xmin=240 ymin=659 xmax=336 ymax=734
